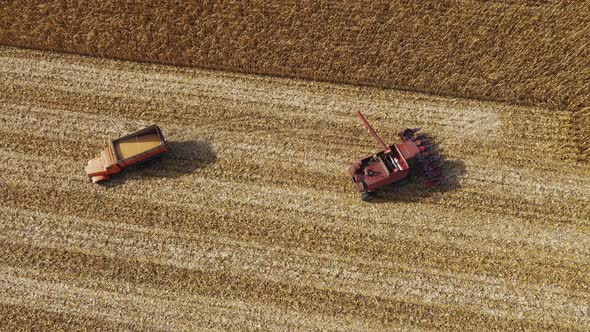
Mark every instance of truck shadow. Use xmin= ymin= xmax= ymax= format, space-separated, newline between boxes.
xmin=371 ymin=158 xmax=467 ymax=203
xmin=101 ymin=140 xmax=217 ymax=187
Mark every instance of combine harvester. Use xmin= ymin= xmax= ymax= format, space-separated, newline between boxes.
xmin=348 ymin=112 xmax=443 ymax=201
xmin=85 ymin=125 xmax=169 ymax=183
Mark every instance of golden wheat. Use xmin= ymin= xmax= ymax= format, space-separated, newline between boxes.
xmin=1 ymin=1 xmax=588 ymax=108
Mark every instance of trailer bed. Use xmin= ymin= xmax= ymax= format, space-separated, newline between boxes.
xmin=115 ymin=133 xmax=162 ymax=160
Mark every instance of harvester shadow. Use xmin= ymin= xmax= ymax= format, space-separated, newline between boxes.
xmin=101 ymin=140 xmax=217 ymax=187
xmin=371 ymin=159 xmax=467 ymax=203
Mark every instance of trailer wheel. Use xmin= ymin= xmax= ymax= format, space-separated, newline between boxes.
xmin=361 ymin=191 xmax=377 ymax=202
xmin=91 ymin=175 xmax=110 ymax=183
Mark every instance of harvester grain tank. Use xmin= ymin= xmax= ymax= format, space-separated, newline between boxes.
xmin=348 ymin=112 xmax=442 ymax=201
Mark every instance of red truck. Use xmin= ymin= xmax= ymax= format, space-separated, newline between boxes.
xmin=85 ymin=125 xmax=169 ymax=183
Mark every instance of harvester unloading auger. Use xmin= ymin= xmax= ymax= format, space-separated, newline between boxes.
xmin=348 ymin=111 xmax=443 ymax=201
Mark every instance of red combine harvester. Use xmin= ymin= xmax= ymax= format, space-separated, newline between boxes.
xmin=348 ymin=112 xmax=443 ymax=201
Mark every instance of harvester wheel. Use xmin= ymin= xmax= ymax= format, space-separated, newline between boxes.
xmin=361 ymin=191 xmax=377 ymax=202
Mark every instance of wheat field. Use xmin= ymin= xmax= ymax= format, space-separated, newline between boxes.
xmin=1 ymin=46 xmax=589 ymax=330
xmin=2 ymin=1 xmax=589 ymax=108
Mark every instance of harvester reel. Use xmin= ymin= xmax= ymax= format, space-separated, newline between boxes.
xmin=403 ymin=129 xmax=444 ymax=186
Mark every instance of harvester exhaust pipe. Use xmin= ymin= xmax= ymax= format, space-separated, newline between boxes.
xmin=356 ymin=111 xmax=390 ymax=153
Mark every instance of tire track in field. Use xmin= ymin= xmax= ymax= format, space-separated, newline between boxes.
xmin=2 ymin=205 xmax=588 ymax=328
xmin=0 ymin=266 xmax=354 ymax=332
xmin=3 ymin=155 xmax=589 ymax=298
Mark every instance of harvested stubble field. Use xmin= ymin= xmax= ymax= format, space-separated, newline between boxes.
xmin=1 ymin=46 xmax=589 ymax=330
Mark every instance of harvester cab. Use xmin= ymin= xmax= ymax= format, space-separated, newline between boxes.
xmin=348 ymin=111 xmax=442 ymax=201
